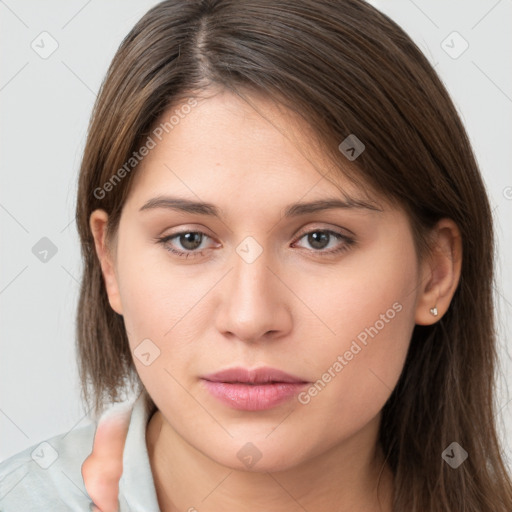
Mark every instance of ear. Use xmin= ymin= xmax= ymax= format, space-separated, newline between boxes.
xmin=89 ymin=209 xmax=123 ymax=315
xmin=415 ymin=218 xmax=462 ymax=325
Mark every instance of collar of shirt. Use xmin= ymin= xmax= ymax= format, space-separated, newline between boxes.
xmin=118 ymin=391 xmax=161 ymax=511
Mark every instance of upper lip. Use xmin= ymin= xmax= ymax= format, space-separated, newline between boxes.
xmin=202 ymin=366 xmax=309 ymax=384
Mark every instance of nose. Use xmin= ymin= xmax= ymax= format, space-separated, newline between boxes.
xmin=214 ymin=244 xmax=293 ymax=344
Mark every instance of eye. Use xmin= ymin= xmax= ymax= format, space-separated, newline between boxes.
xmin=157 ymin=231 xmax=216 ymax=259
xmin=292 ymin=229 xmax=355 ymax=256
xmin=156 ymin=228 xmax=355 ymax=260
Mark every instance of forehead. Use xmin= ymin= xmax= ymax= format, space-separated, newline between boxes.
xmin=125 ymin=90 xmax=378 ymax=211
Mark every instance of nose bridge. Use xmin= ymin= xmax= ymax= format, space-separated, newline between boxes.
xmin=231 ymin=239 xmax=280 ymax=314
xmin=234 ymin=249 xmax=273 ymax=299
xmin=215 ymin=237 xmax=291 ymax=342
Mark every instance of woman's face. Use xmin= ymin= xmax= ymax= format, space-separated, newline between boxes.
xmin=95 ymin=89 xmax=424 ymax=472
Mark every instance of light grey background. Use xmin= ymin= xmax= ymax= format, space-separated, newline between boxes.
xmin=1 ymin=0 xmax=511 ymax=471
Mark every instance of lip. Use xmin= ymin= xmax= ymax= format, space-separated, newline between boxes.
xmin=201 ymin=366 xmax=310 ymax=411
xmin=202 ymin=366 xmax=307 ymax=384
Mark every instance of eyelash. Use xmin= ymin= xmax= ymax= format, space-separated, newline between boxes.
xmin=156 ymin=229 xmax=355 ymax=259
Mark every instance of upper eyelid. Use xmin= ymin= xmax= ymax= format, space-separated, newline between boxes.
xmin=162 ymin=219 xmax=355 ymax=237
xmin=294 ymin=223 xmax=355 ymax=238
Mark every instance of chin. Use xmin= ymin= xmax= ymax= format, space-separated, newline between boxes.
xmin=205 ymin=440 xmax=309 ymax=474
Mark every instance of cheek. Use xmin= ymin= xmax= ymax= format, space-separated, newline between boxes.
xmin=114 ymin=242 xmax=222 ymax=401
xmin=294 ymin=238 xmax=418 ymax=432
xmin=114 ymin=223 xmax=194 ymax=338
xmin=117 ymin=268 xmax=173 ymax=340
xmin=113 ymin=241 xmax=187 ymax=363
xmin=116 ymin=270 xmax=194 ymax=411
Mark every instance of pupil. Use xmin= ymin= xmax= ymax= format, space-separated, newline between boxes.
xmin=309 ymin=231 xmax=329 ymax=249
xmin=181 ymin=232 xmax=202 ymax=250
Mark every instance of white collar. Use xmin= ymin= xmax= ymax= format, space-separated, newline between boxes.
xmin=118 ymin=391 xmax=161 ymax=511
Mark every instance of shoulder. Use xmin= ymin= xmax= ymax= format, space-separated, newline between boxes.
xmin=0 ymin=421 xmax=97 ymax=511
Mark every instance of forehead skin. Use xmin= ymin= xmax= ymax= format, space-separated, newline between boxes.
xmin=122 ymin=88 xmax=390 ymax=239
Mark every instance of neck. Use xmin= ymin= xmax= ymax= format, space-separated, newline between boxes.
xmin=146 ymin=410 xmax=394 ymax=512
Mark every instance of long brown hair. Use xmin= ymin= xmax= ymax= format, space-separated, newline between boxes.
xmin=75 ymin=1 xmax=512 ymax=510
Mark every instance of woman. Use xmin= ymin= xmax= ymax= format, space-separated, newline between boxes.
xmin=1 ymin=0 xmax=511 ymax=511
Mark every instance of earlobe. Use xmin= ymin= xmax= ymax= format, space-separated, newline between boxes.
xmin=89 ymin=209 xmax=123 ymax=315
xmin=414 ymin=218 xmax=462 ymax=326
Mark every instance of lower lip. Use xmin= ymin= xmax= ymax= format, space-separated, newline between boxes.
xmin=201 ymin=380 xmax=309 ymax=411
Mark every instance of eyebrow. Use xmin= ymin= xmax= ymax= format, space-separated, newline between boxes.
xmin=138 ymin=195 xmax=382 ymax=217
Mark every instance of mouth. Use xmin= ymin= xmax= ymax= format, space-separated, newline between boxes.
xmin=201 ymin=366 xmax=310 ymax=411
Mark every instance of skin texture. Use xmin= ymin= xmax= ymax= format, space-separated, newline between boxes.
xmin=85 ymin=89 xmax=462 ymax=512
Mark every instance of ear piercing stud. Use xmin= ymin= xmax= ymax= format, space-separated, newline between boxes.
xmin=430 ymin=306 xmax=438 ymax=316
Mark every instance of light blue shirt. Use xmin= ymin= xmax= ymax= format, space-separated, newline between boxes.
xmin=0 ymin=392 xmax=161 ymax=511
